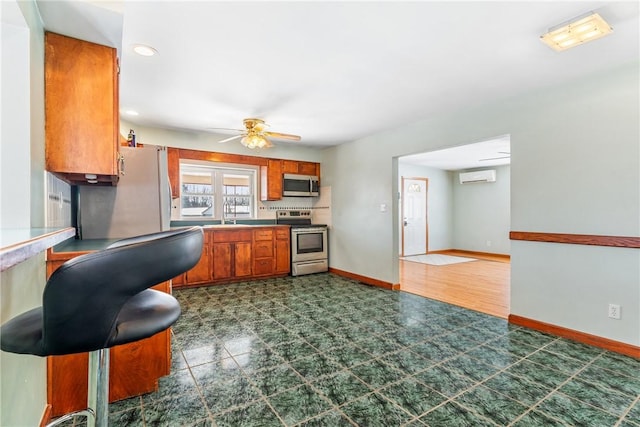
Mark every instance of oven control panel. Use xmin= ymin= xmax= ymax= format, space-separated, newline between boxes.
xmin=277 ymin=210 xmax=312 ymax=218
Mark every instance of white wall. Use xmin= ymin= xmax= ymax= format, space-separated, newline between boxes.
xmin=453 ymin=165 xmax=510 ymax=254
xmin=323 ymin=62 xmax=639 ymax=345
xmin=398 ymin=162 xmax=452 ymax=251
xmin=1 ymin=1 xmax=31 ymax=228
xmin=0 ymin=1 xmax=48 ymax=425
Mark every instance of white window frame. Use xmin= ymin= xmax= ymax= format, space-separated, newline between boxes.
xmin=179 ymin=161 xmax=257 ymax=220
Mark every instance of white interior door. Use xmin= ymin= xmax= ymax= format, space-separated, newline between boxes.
xmin=402 ymin=177 xmax=428 ymax=256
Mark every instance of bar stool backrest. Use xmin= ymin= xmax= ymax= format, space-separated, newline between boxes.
xmin=41 ymin=227 xmax=203 ymax=355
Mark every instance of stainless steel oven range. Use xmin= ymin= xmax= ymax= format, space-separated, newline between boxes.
xmin=276 ymin=210 xmax=328 ymax=276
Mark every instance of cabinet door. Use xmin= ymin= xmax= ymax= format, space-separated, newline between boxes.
xmin=275 ymin=237 xmax=291 ymax=274
xmin=298 ymin=162 xmax=319 ymax=176
xmin=172 ymin=273 xmax=185 ymax=287
xmin=234 ymin=242 xmax=253 ymax=277
xmin=213 ymin=242 xmax=232 ymax=280
xmin=282 ymin=160 xmax=319 ymax=177
xmin=45 ymin=32 xmax=119 ymax=183
xmin=260 ymin=159 xmax=282 ymax=201
xmin=185 ymin=243 xmax=212 ymax=284
xmin=281 ymin=160 xmax=298 ymax=174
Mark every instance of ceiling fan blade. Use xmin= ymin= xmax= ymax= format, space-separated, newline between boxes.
xmin=206 ymin=127 xmax=245 ymax=133
xmin=265 ymin=131 xmax=301 ymax=141
xmin=217 ymin=135 xmax=243 ymax=144
xmin=479 ymin=156 xmax=511 ymax=161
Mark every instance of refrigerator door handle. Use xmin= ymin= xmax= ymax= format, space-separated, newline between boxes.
xmin=118 ymin=153 xmax=125 ymax=175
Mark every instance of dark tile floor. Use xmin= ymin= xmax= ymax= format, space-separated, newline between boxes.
xmin=66 ymin=273 xmax=639 ymax=426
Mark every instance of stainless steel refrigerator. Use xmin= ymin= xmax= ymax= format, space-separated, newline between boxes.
xmin=78 ymin=145 xmax=171 ymax=239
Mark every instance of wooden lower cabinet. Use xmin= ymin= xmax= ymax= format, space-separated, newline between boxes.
xmin=275 ymin=228 xmax=291 ymax=274
xmin=45 ymin=248 xmax=171 ymax=417
xmin=253 ymin=228 xmax=274 ymax=276
xmin=185 ymin=231 xmax=212 ymax=284
xmin=213 ymin=229 xmax=253 ymax=280
xmin=47 ymin=315 xmax=169 ymax=416
xmin=212 ymin=236 xmax=252 ymax=280
xmin=173 ymin=226 xmax=290 ymax=288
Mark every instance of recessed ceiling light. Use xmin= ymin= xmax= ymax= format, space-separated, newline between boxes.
xmin=540 ymin=12 xmax=613 ymax=52
xmin=124 ymin=110 xmax=139 ymax=116
xmin=132 ymin=44 xmax=158 ymax=56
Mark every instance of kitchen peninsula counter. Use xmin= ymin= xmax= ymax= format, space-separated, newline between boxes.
xmin=1 ymin=227 xmax=75 ymax=272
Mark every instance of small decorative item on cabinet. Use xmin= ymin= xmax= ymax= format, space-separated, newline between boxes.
xmin=127 ymin=129 xmax=136 ymax=147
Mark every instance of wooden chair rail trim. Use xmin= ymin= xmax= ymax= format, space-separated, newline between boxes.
xmin=329 ymin=268 xmax=400 ymax=290
xmin=510 ymin=231 xmax=640 ymax=248
xmin=509 ymin=314 xmax=640 ymax=358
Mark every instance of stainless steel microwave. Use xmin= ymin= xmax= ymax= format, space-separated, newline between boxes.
xmin=283 ymin=174 xmax=320 ymax=197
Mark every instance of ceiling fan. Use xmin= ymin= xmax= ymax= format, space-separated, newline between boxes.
xmin=213 ymin=118 xmax=301 ymax=149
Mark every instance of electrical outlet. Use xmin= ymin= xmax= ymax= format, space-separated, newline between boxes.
xmin=608 ymin=304 xmax=621 ymax=320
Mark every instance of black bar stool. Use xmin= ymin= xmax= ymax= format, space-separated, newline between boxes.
xmin=1 ymin=226 xmax=203 ymax=426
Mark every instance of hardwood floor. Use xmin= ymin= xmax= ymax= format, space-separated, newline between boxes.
xmin=399 ymin=250 xmax=510 ymax=319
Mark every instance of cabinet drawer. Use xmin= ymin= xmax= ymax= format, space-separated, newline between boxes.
xmin=254 ymin=258 xmax=274 ymax=275
xmin=213 ymin=230 xmax=252 ymax=242
xmin=253 ymin=229 xmax=273 ymax=241
xmin=275 ymin=228 xmax=290 ymax=239
xmin=254 ymin=241 xmax=273 ymax=258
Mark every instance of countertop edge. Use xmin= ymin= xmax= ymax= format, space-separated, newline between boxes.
xmin=1 ymin=227 xmax=76 ymax=272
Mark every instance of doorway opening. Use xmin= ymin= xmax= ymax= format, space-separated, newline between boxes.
xmin=397 ymin=135 xmax=511 ymax=318
xmin=401 ymin=177 xmax=428 ymax=257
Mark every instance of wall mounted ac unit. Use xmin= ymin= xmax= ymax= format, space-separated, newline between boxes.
xmin=459 ymin=169 xmax=496 ymax=184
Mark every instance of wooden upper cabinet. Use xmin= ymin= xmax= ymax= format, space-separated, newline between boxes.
xmin=282 ymin=160 xmax=319 ymax=176
xmin=261 ymin=159 xmax=283 ymax=201
xmin=171 ymin=147 xmax=320 ymax=201
xmin=45 ymin=32 xmax=119 ymax=185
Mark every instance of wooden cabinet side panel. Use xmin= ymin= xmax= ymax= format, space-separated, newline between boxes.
xmin=109 ymin=330 xmax=169 ymax=401
xmin=45 ymin=32 xmax=117 ymax=176
xmin=48 ymin=354 xmax=88 ymax=417
xmin=167 ymin=147 xmax=181 ymax=198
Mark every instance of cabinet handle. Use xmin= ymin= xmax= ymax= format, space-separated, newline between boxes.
xmin=118 ymin=153 xmax=125 ymax=175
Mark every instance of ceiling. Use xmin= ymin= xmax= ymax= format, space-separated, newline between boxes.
xmin=400 ymin=136 xmax=511 ymax=171
xmin=36 ymin=1 xmax=639 ymax=159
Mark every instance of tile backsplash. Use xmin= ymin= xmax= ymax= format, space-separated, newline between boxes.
xmin=45 ymin=172 xmax=72 ymax=227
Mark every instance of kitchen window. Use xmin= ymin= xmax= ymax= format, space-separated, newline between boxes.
xmin=180 ymin=164 xmax=256 ymax=219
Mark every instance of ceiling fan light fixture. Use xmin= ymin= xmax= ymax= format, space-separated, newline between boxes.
xmin=241 ymin=133 xmax=269 ymax=149
xmin=540 ymin=12 xmax=613 ymax=51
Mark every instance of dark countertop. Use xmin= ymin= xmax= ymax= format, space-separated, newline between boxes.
xmin=52 ymin=237 xmax=122 ymax=253
xmin=1 ymin=227 xmax=76 ymax=271
xmin=170 ymin=219 xmax=277 ymax=227
xmin=51 ymin=224 xmax=290 ymax=254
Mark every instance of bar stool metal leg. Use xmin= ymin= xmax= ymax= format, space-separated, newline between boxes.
xmin=87 ymin=348 xmax=110 ymax=427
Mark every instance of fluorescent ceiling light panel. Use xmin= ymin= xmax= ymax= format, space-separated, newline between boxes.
xmin=540 ymin=12 xmax=613 ymax=51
